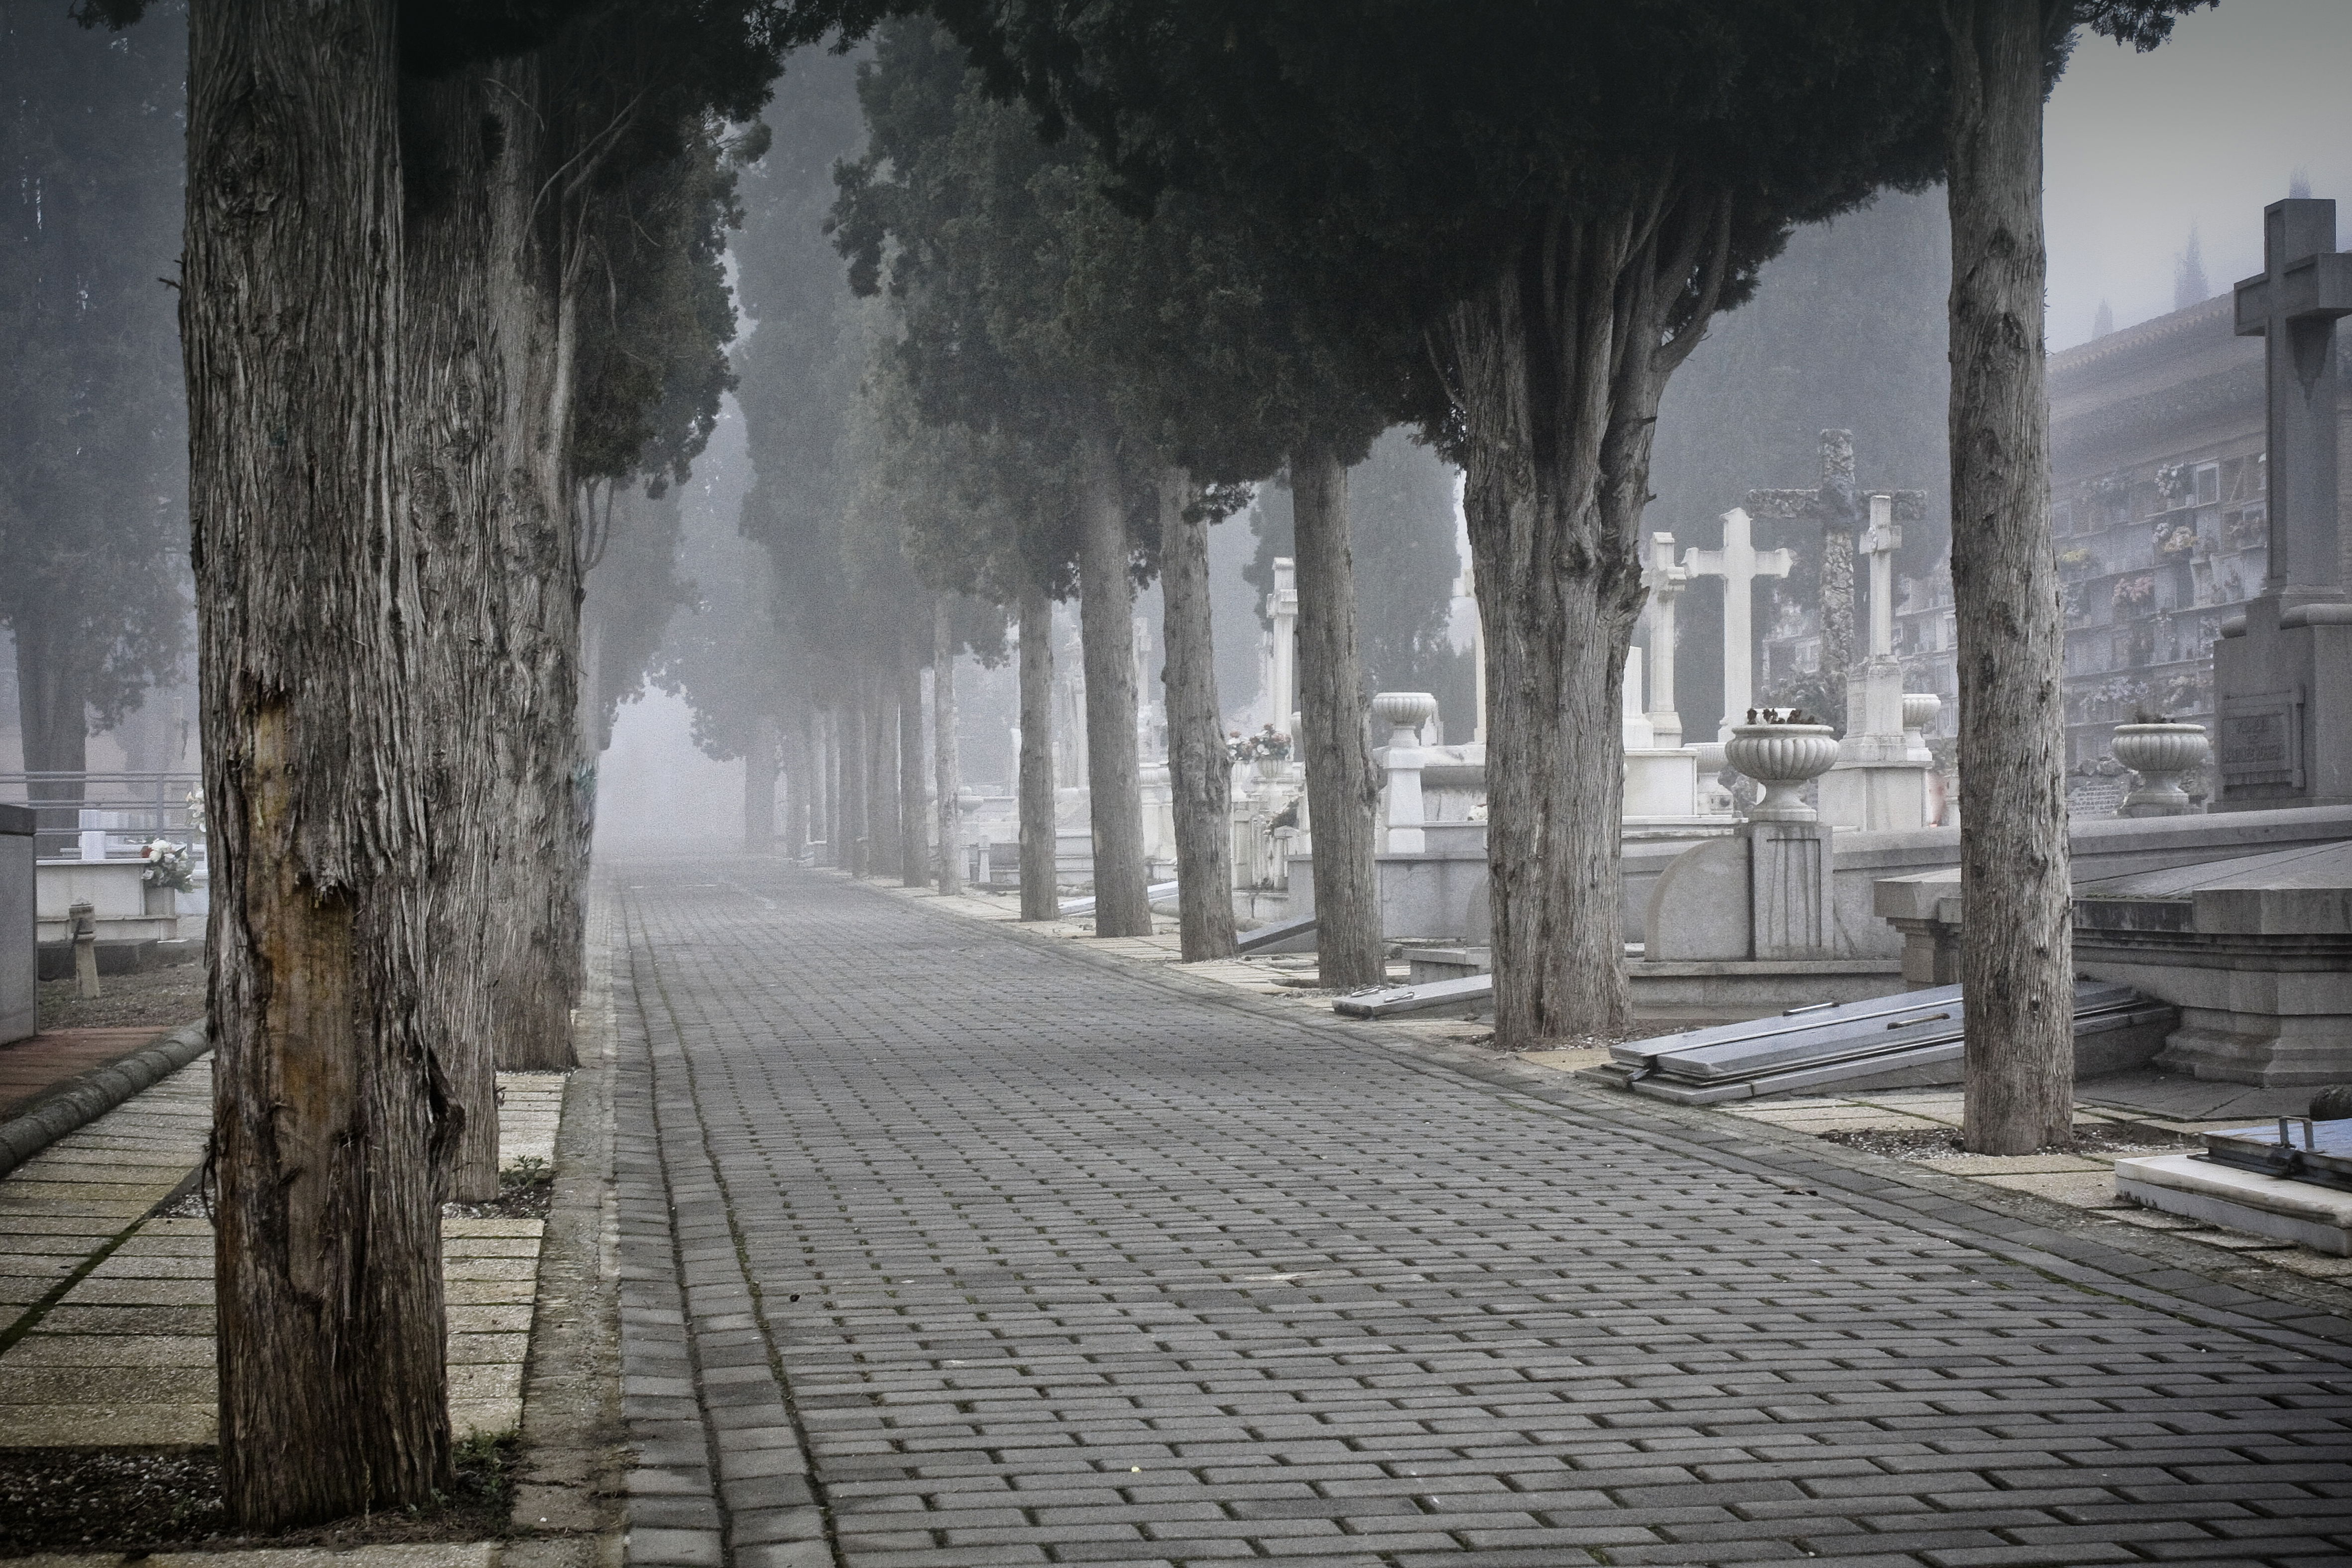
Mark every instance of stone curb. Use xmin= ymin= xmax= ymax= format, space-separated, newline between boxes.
xmin=0 ymin=1020 xmax=209 ymax=1179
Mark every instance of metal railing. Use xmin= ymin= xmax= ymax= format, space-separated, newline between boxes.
xmin=0 ymin=772 xmax=206 ymax=863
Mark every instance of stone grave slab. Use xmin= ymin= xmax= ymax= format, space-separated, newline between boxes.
xmin=1235 ymin=913 xmax=1317 ymax=955
xmin=1593 ymin=980 xmax=2173 ymax=1105
xmin=2117 ymin=1120 xmax=2352 ymax=1254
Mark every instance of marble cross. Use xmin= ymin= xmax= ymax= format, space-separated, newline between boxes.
xmin=1681 ymin=507 xmax=1792 ymax=741
xmin=1861 ymin=494 xmax=1901 ymax=661
xmin=2233 ymin=197 xmax=2352 ymax=609
xmin=1744 ymin=430 xmax=1925 ymax=728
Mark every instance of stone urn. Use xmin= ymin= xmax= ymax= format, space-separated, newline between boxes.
xmin=2112 ymin=721 xmax=2210 ymax=816
xmin=1900 ymin=692 xmax=1941 ymax=763
xmin=1370 ymin=690 xmax=1438 ymax=749
xmin=1724 ymin=722 xmax=1842 ymax=822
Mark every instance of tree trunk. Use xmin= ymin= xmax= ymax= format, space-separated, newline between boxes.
xmin=865 ymin=670 xmax=898 ymax=879
xmin=783 ymin=718 xmax=811 ymax=859
xmin=1017 ymin=582 xmax=1058 ymax=920
xmin=186 ymin=0 xmax=452 ymax=1524
xmin=933 ymin=598 xmax=962 ymax=895
xmin=1289 ymin=448 xmax=1384 ymax=987
xmin=10 ymin=615 xmax=91 ymax=857
xmin=814 ymin=714 xmax=832 ymax=870
xmin=840 ymin=693 xmax=868 ymax=877
xmin=743 ymin=713 xmax=778 ymax=853
xmin=899 ymin=647 xmax=926 ymax=886
xmin=401 ymin=65 xmax=507 ymax=1202
xmin=1157 ymin=468 xmax=1237 ymax=960
xmin=1945 ymin=0 xmax=2073 ymax=1154
xmin=481 ymin=52 xmax=580 ymax=1073
xmin=1436 ymin=194 xmax=1732 ymax=1048
xmin=1077 ymin=424 xmax=1151 ymax=936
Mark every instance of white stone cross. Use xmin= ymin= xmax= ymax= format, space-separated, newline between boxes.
xmin=1681 ymin=507 xmax=1792 ymax=741
xmin=1861 ymin=494 xmax=1901 ymax=660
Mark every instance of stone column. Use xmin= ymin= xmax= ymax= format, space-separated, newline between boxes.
xmin=1643 ymin=532 xmax=1686 ymax=747
xmin=1371 ymin=691 xmax=1437 ymax=853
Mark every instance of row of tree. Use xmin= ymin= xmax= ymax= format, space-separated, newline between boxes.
xmin=125 ymin=0 xmax=2209 ymax=1533
xmin=775 ymin=0 xmax=2204 ymax=1159
xmin=76 ymin=0 xmax=807 ymax=1529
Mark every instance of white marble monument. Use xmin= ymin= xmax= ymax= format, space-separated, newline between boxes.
xmin=1818 ymin=494 xmax=1938 ymax=832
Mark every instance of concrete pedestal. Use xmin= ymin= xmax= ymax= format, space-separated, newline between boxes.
xmin=2213 ymin=596 xmax=2352 ymax=811
xmin=1817 ymin=760 xmax=1933 ymax=834
xmin=1624 ymin=749 xmax=1700 ymax=818
xmin=1 ymin=806 xmax=34 ymax=1045
xmin=1645 ymin=818 xmax=1833 ymax=962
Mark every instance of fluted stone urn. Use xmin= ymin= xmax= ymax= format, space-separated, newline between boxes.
xmin=1900 ymin=692 xmax=1942 ymax=763
xmin=1370 ymin=690 xmax=1439 ymax=749
xmin=1724 ymin=722 xmax=1842 ymax=822
xmin=2113 ymin=721 xmax=2210 ymax=816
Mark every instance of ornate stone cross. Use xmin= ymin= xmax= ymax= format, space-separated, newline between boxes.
xmin=1680 ymin=507 xmax=1792 ymax=742
xmin=1745 ymin=430 xmax=1925 ymax=730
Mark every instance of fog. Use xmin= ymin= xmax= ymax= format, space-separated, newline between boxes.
xmin=2045 ymin=0 xmax=2352 ymax=348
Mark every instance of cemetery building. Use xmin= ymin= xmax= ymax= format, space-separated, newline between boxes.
xmin=1753 ymin=282 xmax=2349 ymax=803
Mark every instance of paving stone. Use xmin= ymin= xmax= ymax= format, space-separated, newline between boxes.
xmin=604 ymin=862 xmax=2352 ymax=1568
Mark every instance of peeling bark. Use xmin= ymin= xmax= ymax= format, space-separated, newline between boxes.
xmin=1290 ymin=448 xmax=1383 ymax=988
xmin=401 ymin=66 xmax=508 ymax=1201
xmin=186 ymin=0 xmax=451 ymax=1524
xmin=1945 ymin=0 xmax=2073 ymax=1154
xmin=1077 ymin=423 xmax=1150 ymax=936
xmin=1157 ymin=469 xmax=1237 ymax=960
xmin=1018 ymin=582 xmax=1058 ymax=920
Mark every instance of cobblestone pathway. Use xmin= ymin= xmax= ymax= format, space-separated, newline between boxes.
xmin=611 ymin=863 xmax=2352 ymax=1568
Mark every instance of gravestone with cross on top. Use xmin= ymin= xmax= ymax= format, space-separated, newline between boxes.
xmin=2213 ymin=197 xmax=2352 ymax=811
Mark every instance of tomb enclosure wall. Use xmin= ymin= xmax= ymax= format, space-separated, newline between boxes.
xmin=0 ymin=805 xmax=32 ymax=1044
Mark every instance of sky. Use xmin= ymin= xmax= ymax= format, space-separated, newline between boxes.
xmin=2044 ymin=0 xmax=2352 ymax=349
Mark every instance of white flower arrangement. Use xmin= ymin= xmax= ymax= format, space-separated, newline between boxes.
xmin=141 ymin=838 xmax=195 ymax=892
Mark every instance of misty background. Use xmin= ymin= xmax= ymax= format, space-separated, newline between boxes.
xmin=5 ymin=0 xmax=2348 ymax=846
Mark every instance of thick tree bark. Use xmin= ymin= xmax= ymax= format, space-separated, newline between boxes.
xmin=1945 ymin=0 xmax=2073 ymax=1154
xmin=186 ymin=0 xmax=452 ymax=1524
xmin=933 ymin=598 xmax=962 ymax=895
xmin=1157 ymin=468 xmax=1237 ymax=961
xmin=1077 ymin=424 xmax=1151 ymax=935
xmin=1017 ymin=582 xmax=1058 ymax=920
xmin=1289 ymin=449 xmax=1382 ymax=987
xmin=481 ymin=52 xmax=580 ymax=1073
xmin=899 ymin=647 xmax=926 ymax=886
xmin=401 ymin=66 xmax=513 ymax=1201
xmin=1437 ymin=193 xmax=1731 ymax=1048
xmin=743 ymin=713 xmax=778 ymax=853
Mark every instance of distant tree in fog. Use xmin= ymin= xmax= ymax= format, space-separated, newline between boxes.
xmin=0 ymin=4 xmax=189 ymax=790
